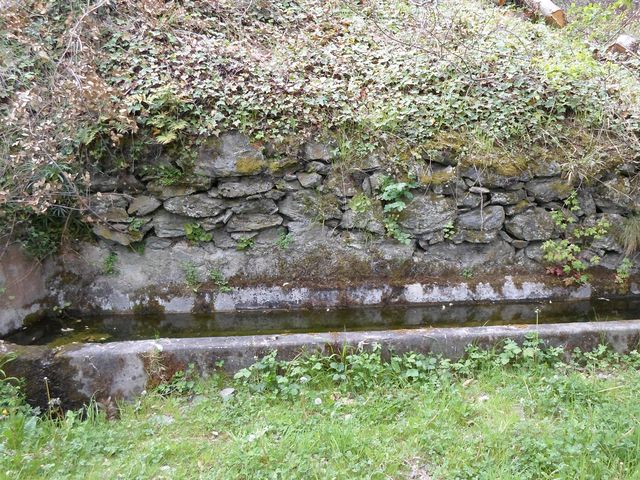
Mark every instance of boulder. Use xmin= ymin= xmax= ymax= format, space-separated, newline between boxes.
xmin=224 ymin=198 xmax=278 ymax=215
xmin=226 ymin=214 xmax=284 ymax=232
xmin=163 ymin=194 xmax=226 ymax=218
xmin=512 ymin=239 xmax=529 ymax=249
xmin=456 ymin=191 xmax=482 ymax=209
xmin=300 ymin=141 xmax=333 ymax=162
xmin=593 ymin=177 xmax=640 ymax=212
xmin=456 ymin=229 xmax=500 ymax=244
xmin=398 ymin=194 xmax=456 ymax=235
xmin=278 ymin=191 xmax=313 ymax=222
xmin=505 ymin=208 xmax=555 ymax=241
xmin=195 ymin=132 xmax=266 ymax=177
xmin=217 ymin=177 xmax=274 ymax=198
xmin=306 ymin=161 xmax=331 ymax=175
xmin=461 ymin=166 xmax=531 ymax=189
xmin=372 ymin=239 xmax=416 ymax=261
xmin=128 ymin=196 xmax=162 ymax=216
xmin=297 ymin=172 xmax=323 ymax=188
xmin=278 ymin=191 xmax=341 ymax=222
xmin=263 ymin=189 xmax=287 ymax=201
xmin=575 ymin=190 xmax=597 ymax=217
xmin=146 ymin=182 xmax=199 ymax=200
xmin=456 ymin=205 xmax=505 ymax=231
xmin=325 ymin=173 xmax=358 ymax=198
xmin=211 ymin=228 xmax=236 ymax=249
xmin=145 ymin=236 xmax=173 ymax=250
xmin=366 ymin=172 xmax=388 ymax=194
xmin=490 ymin=190 xmax=526 ymax=206
xmin=417 ymin=230 xmax=445 ymax=249
xmin=340 ymin=208 xmax=386 ymax=235
xmin=417 ymin=240 xmax=515 ymax=271
xmin=275 ymin=179 xmax=302 ymax=192
xmin=254 ymin=226 xmax=287 ymax=245
xmin=89 ymin=173 xmax=118 ymax=192
xmin=152 ymin=211 xmax=190 ymax=238
xmin=528 ymin=159 xmax=562 ymax=178
xmin=104 ymin=207 xmax=130 ymax=223
xmin=525 ymin=178 xmax=573 ymax=203
xmin=524 ymin=242 xmax=545 ymax=263
xmin=505 ymin=200 xmax=533 ymax=216
xmin=92 ymin=224 xmax=142 ymax=246
xmin=423 ymin=148 xmax=459 ymax=167
xmin=585 ymin=213 xmax=624 ymax=254
xmin=88 ymin=193 xmax=129 ymax=217
xmin=360 ymin=154 xmax=383 ymax=172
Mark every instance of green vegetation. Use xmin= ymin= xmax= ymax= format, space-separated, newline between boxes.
xmin=4 ymin=341 xmax=640 ymax=478
xmin=208 ymin=268 xmax=232 ymax=294
xmin=377 ymin=177 xmax=417 ymax=244
xmin=182 ymin=262 xmax=200 ymax=292
xmin=275 ymin=231 xmax=294 ymax=250
xmin=616 ymin=215 xmax=640 ymax=255
xmin=127 ymin=218 xmax=147 ymax=233
xmin=616 ymin=257 xmax=634 ymax=285
xmin=129 ymin=241 xmax=145 ymax=255
xmin=348 ymin=193 xmax=373 ymax=214
xmin=443 ymin=221 xmax=456 ymax=240
xmin=543 ymin=191 xmax=610 ymax=285
xmin=102 ymin=252 xmax=118 ymax=276
xmin=460 ymin=267 xmax=474 ymax=279
xmin=184 ymin=223 xmax=212 ymax=244
xmin=2 ymin=0 xmax=640 ymax=253
xmin=236 ymin=237 xmax=255 ymax=251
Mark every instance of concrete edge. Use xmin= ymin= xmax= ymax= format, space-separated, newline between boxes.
xmin=3 ymin=320 xmax=640 ymax=409
xmin=81 ymin=276 xmax=598 ymax=315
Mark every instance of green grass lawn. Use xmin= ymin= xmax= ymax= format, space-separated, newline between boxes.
xmin=2 ymin=341 xmax=640 ymax=479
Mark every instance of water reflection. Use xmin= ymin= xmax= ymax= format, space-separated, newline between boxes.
xmin=5 ymin=297 xmax=640 ymax=346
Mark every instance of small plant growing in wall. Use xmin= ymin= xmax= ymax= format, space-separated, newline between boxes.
xmin=460 ymin=267 xmax=473 ymax=279
xmin=183 ymin=262 xmax=201 ymax=292
xmin=276 ymin=231 xmax=293 ymax=250
xmin=542 ymin=191 xmax=610 ymax=286
xmin=184 ymin=223 xmax=212 ymax=244
xmin=127 ymin=218 xmax=146 ymax=233
xmin=376 ymin=176 xmax=416 ymax=245
xmin=130 ymin=241 xmax=145 ymax=255
xmin=348 ymin=193 xmax=372 ymax=213
xmin=615 ymin=258 xmax=633 ymax=285
xmin=443 ymin=221 xmax=456 ymax=240
xmin=236 ymin=237 xmax=255 ymax=251
xmin=377 ymin=177 xmax=415 ymax=213
xmin=209 ymin=268 xmax=232 ymax=293
xmin=102 ymin=252 xmax=118 ymax=275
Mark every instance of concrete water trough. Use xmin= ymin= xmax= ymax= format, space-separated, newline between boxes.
xmin=2 ymin=318 xmax=640 ymax=409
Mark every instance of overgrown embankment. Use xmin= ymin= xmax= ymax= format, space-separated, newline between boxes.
xmin=1 ymin=0 xmax=639 ymax=251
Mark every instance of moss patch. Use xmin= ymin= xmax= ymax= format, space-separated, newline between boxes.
xmin=235 ymin=157 xmax=267 ymax=175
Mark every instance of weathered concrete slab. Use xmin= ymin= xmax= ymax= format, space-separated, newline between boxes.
xmin=3 ymin=320 xmax=640 ymax=409
xmin=0 ymin=246 xmax=49 ymax=336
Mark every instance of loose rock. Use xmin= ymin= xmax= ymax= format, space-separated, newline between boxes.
xmin=226 ymin=214 xmax=284 ymax=232
xmin=505 ymin=208 xmax=556 ymax=241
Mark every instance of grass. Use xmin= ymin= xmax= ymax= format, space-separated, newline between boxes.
xmin=615 ymin=215 xmax=640 ymax=256
xmin=3 ymin=342 xmax=640 ymax=478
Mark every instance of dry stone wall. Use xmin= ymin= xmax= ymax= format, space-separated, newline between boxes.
xmin=86 ymin=130 xmax=633 ymax=279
